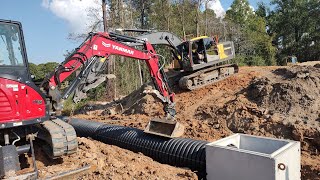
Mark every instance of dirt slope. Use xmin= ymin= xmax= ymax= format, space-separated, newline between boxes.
xmin=20 ymin=137 xmax=196 ymax=179
xmin=22 ymin=64 xmax=320 ymax=179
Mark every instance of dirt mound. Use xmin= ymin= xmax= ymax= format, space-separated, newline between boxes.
xmin=76 ymin=138 xmax=196 ymax=179
xmin=248 ymin=65 xmax=320 ymax=129
xmin=22 ymin=138 xmax=197 ymax=179
xmin=189 ymin=66 xmax=320 ymax=179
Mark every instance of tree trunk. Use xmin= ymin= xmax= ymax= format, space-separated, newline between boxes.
xmin=177 ymin=0 xmax=186 ymax=40
xmin=102 ymin=0 xmax=108 ymax=32
xmin=140 ymin=0 xmax=145 ymax=28
xmin=205 ymin=1 xmax=208 ymax=35
xmin=103 ymin=0 xmax=116 ymax=101
xmin=196 ymin=0 xmax=201 ymax=37
xmin=137 ymin=60 xmax=143 ymax=86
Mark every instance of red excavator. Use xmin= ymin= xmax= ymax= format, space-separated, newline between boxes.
xmin=0 ymin=19 xmax=237 ymax=178
xmin=0 ymin=19 xmax=181 ymax=178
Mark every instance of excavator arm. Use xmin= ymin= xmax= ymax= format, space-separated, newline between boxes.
xmin=41 ymin=32 xmax=175 ymax=118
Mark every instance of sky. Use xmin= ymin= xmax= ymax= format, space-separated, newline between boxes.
xmin=0 ymin=0 xmax=270 ymax=64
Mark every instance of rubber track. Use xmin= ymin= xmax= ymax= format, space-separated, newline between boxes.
xmin=179 ymin=64 xmax=238 ymax=90
xmin=41 ymin=119 xmax=78 ymax=158
xmin=52 ymin=119 xmax=78 ymax=155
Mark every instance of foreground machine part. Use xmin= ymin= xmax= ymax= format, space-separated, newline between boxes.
xmin=0 ymin=135 xmax=38 ymax=179
xmin=37 ymin=118 xmax=78 ymax=157
xmin=0 ymin=145 xmax=20 ymax=177
xmin=0 ymin=19 xmax=78 ymax=178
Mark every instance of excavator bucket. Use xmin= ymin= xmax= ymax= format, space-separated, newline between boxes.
xmin=144 ymin=118 xmax=185 ymax=138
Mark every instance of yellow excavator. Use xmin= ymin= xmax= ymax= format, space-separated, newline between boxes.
xmin=119 ymin=29 xmax=238 ymax=90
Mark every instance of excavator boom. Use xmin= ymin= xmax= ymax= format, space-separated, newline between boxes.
xmin=42 ymin=32 xmax=184 ymax=138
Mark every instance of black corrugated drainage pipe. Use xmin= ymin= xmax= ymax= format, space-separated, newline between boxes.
xmin=68 ymin=118 xmax=208 ymax=177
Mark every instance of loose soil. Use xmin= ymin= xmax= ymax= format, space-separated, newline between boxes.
xmin=22 ymin=64 xmax=320 ymax=179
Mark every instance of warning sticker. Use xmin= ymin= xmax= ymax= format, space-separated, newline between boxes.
xmin=6 ymin=84 xmax=19 ymax=91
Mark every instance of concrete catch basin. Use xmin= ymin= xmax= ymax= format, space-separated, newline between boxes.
xmin=206 ymin=134 xmax=300 ymax=180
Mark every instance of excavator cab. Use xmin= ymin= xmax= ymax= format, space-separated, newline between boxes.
xmin=0 ymin=20 xmax=49 ymax=178
xmin=0 ymin=20 xmax=48 ymax=126
xmin=175 ymin=36 xmax=235 ymax=71
xmin=0 ymin=20 xmax=78 ymax=179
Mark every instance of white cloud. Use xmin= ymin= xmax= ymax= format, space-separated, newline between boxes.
xmin=42 ymin=0 xmax=50 ymax=8
xmin=207 ymin=0 xmax=226 ymax=18
xmin=42 ymin=0 xmax=102 ymax=34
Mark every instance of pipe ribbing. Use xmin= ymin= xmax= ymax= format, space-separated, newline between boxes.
xmin=68 ymin=118 xmax=208 ymax=174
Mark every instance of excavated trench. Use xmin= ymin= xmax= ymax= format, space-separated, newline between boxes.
xmin=68 ymin=118 xmax=208 ymax=177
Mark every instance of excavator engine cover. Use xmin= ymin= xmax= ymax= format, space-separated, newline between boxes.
xmin=144 ymin=118 xmax=185 ymax=138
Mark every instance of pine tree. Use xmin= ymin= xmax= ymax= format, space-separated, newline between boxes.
xmin=269 ymin=0 xmax=320 ymax=63
xmin=226 ymin=0 xmax=276 ymax=66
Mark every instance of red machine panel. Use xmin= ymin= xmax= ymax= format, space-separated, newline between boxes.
xmin=0 ymin=78 xmax=46 ymax=124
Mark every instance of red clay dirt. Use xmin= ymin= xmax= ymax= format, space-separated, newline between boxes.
xmin=21 ymin=65 xmax=320 ymax=179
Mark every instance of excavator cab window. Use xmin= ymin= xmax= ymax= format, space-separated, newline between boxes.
xmin=177 ymin=42 xmax=189 ymax=59
xmin=203 ymin=37 xmax=220 ymax=62
xmin=190 ymin=39 xmax=206 ymax=64
xmin=0 ymin=22 xmax=25 ymax=66
xmin=203 ymin=37 xmax=216 ymax=55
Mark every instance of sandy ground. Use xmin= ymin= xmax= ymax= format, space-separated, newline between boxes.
xmin=20 ymin=64 xmax=320 ymax=179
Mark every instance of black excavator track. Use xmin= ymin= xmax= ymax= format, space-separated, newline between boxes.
xmin=37 ymin=119 xmax=78 ymax=158
xmin=178 ymin=64 xmax=239 ymax=90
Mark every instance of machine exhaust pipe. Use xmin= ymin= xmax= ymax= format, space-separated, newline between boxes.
xmin=68 ymin=118 xmax=208 ymax=176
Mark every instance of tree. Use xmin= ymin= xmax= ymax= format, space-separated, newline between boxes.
xmin=150 ymin=0 xmax=172 ymax=31
xmin=28 ymin=63 xmax=41 ymax=80
xmin=226 ymin=0 xmax=276 ymax=66
xmin=129 ymin=0 xmax=154 ymax=29
xmin=28 ymin=62 xmax=59 ymax=81
xmin=269 ymin=0 xmax=320 ymax=63
xmin=226 ymin=0 xmax=254 ymax=26
xmin=255 ymin=2 xmax=268 ymax=18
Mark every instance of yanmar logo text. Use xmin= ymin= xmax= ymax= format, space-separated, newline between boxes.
xmin=102 ymin=41 xmax=134 ymax=55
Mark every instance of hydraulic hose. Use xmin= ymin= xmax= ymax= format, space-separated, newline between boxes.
xmin=68 ymin=118 xmax=208 ymax=174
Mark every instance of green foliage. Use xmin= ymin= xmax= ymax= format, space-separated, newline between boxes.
xmin=62 ymin=95 xmax=88 ymax=115
xmin=114 ymin=55 xmax=151 ymax=96
xmin=28 ymin=62 xmax=58 ymax=81
xmin=232 ymin=55 xmax=247 ymax=66
xmin=226 ymin=0 xmax=276 ymax=66
xmin=28 ymin=63 xmax=39 ymax=79
xmin=226 ymin=0 xmax=255 ymax=26
xmin=86 ymin=83 xmax=107 ymax=101
xmin=255 ymin=2 xmax=268 ymax=18
xmin=269 ymin=0 xmax=320 ymax=62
